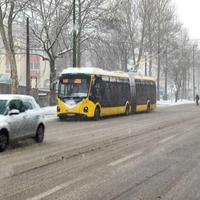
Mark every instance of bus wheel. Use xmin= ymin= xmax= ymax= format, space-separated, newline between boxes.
xmin=125 ymin=105 xmax=130 ymax=116
xmin=59 ymin=116 xmax=65 ymax=121
xmin=147 ymin=103 xmax=151 ymax=113
xmin=94 ymin=107 xmax=100 ymax=121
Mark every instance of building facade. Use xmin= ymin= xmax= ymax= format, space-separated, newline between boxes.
xmin=0 ymin=53 xmax=50 ymax=90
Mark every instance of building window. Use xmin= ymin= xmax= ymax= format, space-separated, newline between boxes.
xmin=30 ymin=55 xmax=40 ymax=71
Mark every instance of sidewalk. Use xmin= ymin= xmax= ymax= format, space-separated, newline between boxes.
xmin=157 ymin=99 xmax=194 ymax=107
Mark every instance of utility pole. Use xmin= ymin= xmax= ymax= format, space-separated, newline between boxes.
xmin=73 ymin=0 xmax=77 ymax=68
xmin=26 ymin=17 xmax=31 ymax=95
xmin=193 ymin=45 xmax=195 ymax=100
xmin=77 ymin=0 xmax=81 ymax=68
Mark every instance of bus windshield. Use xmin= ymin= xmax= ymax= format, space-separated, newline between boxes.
xmin=59 ymin=75 xmax=90 ymax=98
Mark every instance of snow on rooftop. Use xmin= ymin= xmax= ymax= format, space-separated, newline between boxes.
xmin=61 ymin=67 xmax=129 ymax=78
xmin=61 ymin=67 xmax=156 ymax=81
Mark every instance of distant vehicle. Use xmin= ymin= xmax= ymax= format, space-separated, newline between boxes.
xmin=0 ymin=95 xmax=45 ymax=152
xmin=57 ymin=67 xmax=156 ymax=120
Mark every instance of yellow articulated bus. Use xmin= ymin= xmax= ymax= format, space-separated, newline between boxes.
xmin=57 ymin=67 xmax=156 ymax=120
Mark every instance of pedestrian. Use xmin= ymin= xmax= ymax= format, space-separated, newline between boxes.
xmin=196 ymin=94 xmax=199 ymax=106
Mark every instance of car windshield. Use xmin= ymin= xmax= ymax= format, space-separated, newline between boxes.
xmin=59 ymin=77 xmax=90 ymax=98
xmin=0 ymin=100 xmax=7 ymax=115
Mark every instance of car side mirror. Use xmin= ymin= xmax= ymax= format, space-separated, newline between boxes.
xmin=8 ymin=109 xmax=20 ymax=116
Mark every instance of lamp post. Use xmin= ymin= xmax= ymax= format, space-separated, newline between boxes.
xmin=26 ymin=17 xmax=31 ymax=95
xmin=73 ymin=0 xmax=77 ymax=68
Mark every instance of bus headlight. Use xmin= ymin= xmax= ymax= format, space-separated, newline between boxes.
xmin=83 ymin=107 xmax=88 ymax=113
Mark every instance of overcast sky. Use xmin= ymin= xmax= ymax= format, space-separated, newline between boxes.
xmin=174 ymin=0 xmax=200 ymax=39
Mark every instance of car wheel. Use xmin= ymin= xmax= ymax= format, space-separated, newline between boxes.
xmin=94 ymin=107 xmax=100 ymax=121
xmin=35 ymin=125 xmax=44 ymax=143
xmin=0 ymin=133 xmax=8 ymax=152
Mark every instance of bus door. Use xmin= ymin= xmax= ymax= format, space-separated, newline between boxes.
xmin=90 ymin=76 xmax=102 ymax=104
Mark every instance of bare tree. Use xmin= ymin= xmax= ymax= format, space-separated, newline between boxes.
xmin=168 ymin=29 xmax=191 ymax=102
xmin=0 ymin=0 xmax=29 ymax=93
xmin=152 ymin=0 xmax=174 ymax=100
xmin=29 ymin=0 xmax=73 ymax=105
xmin=76 ymin=0 xmax=107 ymax=68
xmin=162 ymin=19 xmax=181 ymax=100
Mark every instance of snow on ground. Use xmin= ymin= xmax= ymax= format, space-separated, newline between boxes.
xmin=157 ymin=99 xmax=194 ymax=107
xmin=41 ymin=99 xmax=195 ymax=121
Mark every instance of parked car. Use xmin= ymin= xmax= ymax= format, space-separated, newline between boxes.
xmin=0 ymin=95 xmax=45 ymax=152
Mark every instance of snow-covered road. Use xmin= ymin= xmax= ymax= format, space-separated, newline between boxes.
xmin=42 ymin=100 xmax=195 ymax=121
xmin=1 ymin=104 xmax=200 ymax=200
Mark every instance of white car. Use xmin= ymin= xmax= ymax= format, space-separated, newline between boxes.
xmin=0 ymin=95 xmax=45 ymax=152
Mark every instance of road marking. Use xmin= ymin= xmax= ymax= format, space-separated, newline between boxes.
xmin=159 ymin=135 xmax=177 ymax=144
xmin=26 ymin=178 xmax=81 ymax=200
xmin=108 ymin=151 xmax=142 ymax=167
xmin=27 ymin=186 xmax=64 ymax=200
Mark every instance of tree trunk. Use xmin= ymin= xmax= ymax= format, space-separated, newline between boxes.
xmin=163 ymin=49 xmax=168 ymax=100
xmin=136 ymin=19 xmax=146 ymax=70
xmin=149 ymin=51 xmax=153 ymax=76
xmin=0 ymin=3 xmax=18 ymax=94
xmin=129 ymin=33 xmax=136 ymax=67
xmin=124 ymin=53 xmax=128 ymax=72
xmin=77 ymin=35 xmax=81 ymax=68
xmin=49 ymin=59 xmax=57 ymax=105
xmin=163 ymin=68 xmax=168 ymax=100
xmin=183 ymin=68 xmax=187 ymax=99
xmin=148 ymin=17 xmax=153 ymax=76
xmin=135 ymin=4 xmax=147 ymax=71
xmin=145 ymin=55 xmax=147 ymax=76
xmin=157 ymin=22 xmax=161 ymax=100
xmin=175 ymin=89 xmax=179 ymax=102
xmin=121 ymin=48 xmax=128 ymax=72
xmin=1 ymin=39 xmax=19 ymax=94
xmin=157 ymin=55 xmax=161 ymax=100
xmin=9 ymin=52 xmax=18 ymax=94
